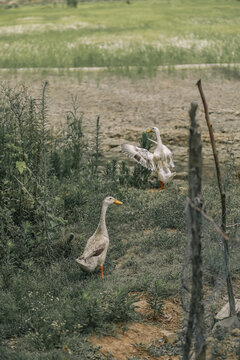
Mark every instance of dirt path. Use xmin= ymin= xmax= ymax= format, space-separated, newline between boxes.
xmin=1 ymin=71 xmax=239 ymax=180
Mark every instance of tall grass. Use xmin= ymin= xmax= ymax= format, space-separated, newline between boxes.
xmin=1 ymin=0 xmax=240 ymax=69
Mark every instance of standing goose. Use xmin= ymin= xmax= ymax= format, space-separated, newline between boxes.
xmin=76 ymin=196 xmax=122 ymax=278
xmin=121 ymin=127 xmax=176 ymax=189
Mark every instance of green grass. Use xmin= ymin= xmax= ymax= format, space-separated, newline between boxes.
xmin=0 ymin=83 xmax=184 ymax=358
xmin=0 ymin=82 xmax=240 ymax=359
xmin=0 ymin=0 xmax=240 ymax=69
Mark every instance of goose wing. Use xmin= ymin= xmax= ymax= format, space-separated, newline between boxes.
xmin=162 ymin=145 xmax=174 ymax=168
xmin=121 ymin=143 xmax=155 ymax=171
xmin=82 ymin=233 xmax=107 ymax=261
xmin=84 ymin=246 xmax=105 ymax=261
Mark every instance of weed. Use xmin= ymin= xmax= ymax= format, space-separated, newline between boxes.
xmin=147 ymin=342 xmax=181 ymax=357
xmin=146 ymin=278 xmax=169 ymax=320
xmin=90 ymin=115 xmax=101 ymax=175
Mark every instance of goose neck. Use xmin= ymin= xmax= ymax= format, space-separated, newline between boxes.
xmin=97 ymin=202 xmax=108 ymax=234
xmin=155 ymin=131 xmax=163 ymax=147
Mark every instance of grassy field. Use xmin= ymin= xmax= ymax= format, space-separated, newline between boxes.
xmin=1 ymin=1 xmax=240 ymax=358
xmin=0 ymin=83 xmax=239 ymax=359
xmin=0 ymin=0 xmax=240 ymax=69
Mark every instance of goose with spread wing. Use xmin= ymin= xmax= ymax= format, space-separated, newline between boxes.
xmin=76 ymin=196 xmax=122 ymax=278
xmin=121 ymin=127 xmax=176 ymax=189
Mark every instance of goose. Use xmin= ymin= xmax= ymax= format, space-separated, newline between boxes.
xmin=121 ymin=127 xmax=176 ymax=189
xmin=76 ymin=196 xmax=122 ymax=278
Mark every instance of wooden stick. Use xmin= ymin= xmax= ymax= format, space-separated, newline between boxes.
xmin=196 ymin=80 xmax=226 ymax=231
xmin=196 ymin=80 xmax=236 ymax=317
xmin=183 ymin=102 xmax=206 ymax=360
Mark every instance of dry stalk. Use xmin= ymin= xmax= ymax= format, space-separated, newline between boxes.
xmin=196 ymin=79 xmax=236 ymax=317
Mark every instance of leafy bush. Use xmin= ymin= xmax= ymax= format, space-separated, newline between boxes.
xmin=0 ymin=85 xmax=88 ymax=267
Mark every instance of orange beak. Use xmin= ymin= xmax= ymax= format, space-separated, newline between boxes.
xmin=147 ymin=129 xmax=152 ymax=133
xmin=114 ymin=199 xmax=123 ymax=205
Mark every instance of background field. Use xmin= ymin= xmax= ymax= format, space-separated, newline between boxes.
xmin=0 ymin=0 xmax=240 ymax=69
xmin=0 ymin=1 xmax=240 ymax=359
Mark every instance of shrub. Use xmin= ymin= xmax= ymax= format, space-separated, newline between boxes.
xmin=66 ymin=0 xmax=77 ymax=7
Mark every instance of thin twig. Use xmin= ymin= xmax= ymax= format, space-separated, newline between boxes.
xmin=187 ymin=197 xmax=229 ymax=242
xmin=14 ymin=176 xmax=35 ymax=202
xmin=226 ymin=223 xmax=240 ymax=228
xmin=196 ymin=79 xmax=226 ymax=231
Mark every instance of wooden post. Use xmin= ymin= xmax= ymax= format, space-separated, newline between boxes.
xmin=183 ymin=103 xmax=206 ymax=360
xmin=196 ymin=80 xmax=236 ymax=317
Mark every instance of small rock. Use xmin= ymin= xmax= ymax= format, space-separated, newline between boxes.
xmin=231 ymin=328 xmax=240 ymax=337
xmin=213 ymin=315 xmax=240 ymax=337
xmin=215 ymin=298 xmax=240 ymax=320
xmin=161 ymin=330 xmax=178 ymax=344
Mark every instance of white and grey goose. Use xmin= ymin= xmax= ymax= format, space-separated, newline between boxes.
xmin=121 ymin=127 xmax=176 ymax=189
xmin=76 ymin=196 xmax=122 ymax=278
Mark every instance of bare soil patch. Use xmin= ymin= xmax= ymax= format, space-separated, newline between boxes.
xmin=89 ymin=294 xmax=240 ymax=360
xmin=90 ymin=297 xmax=182 ymax=360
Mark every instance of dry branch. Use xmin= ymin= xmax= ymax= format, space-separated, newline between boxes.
xmin=196 ymin=80 xmax=226 ymax=230
xmin=196 ymin=79 xmax=236 ymax=317
xmin=186 ymin=197 xmax=229 ymax=242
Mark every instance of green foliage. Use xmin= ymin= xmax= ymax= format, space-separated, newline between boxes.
xmin=146 ymin=342 xmax=180 ymax=357
xmin=0 ymin=291 xmax=24 ymax=338
xmin=50 ymin=97 xmax=85 ymax=179
xmin=146 ymin=278 xmax=170 ymax=320
xmin=0 ymin=85 xmax=88 ymax=267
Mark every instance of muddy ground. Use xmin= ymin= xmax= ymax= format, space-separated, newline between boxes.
xmin=1 ymin=70 xmax=239 ymax=183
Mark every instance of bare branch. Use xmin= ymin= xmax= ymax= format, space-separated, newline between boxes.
xmin=186 ymin=197 xmax=229 ymax=242
xmin=226 ymin=223 xmax=240 ymax=228
xmin=196 ymin=79 xmax=226 ymax=231
xmin=196 ymin=79 xmax=236 ymax=317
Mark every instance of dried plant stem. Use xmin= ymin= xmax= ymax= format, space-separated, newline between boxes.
xmin=196 ymin=79 xmax=236 ymax=317
xmin=41 ymin=81 xmax=49 ymax=242
xmin=186 ymin=198 xmax=229 ymax=242
xmin=196 ymin=80 xmax=226 ymax=230
xmin=95 ymin=115 xmax=100 ymax=174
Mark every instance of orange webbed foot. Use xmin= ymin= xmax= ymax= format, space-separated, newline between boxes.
xmin=100 ymin=265 xmax=104 ymax=279
xmin=160 ymin=181 xmax=165 ymax=190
